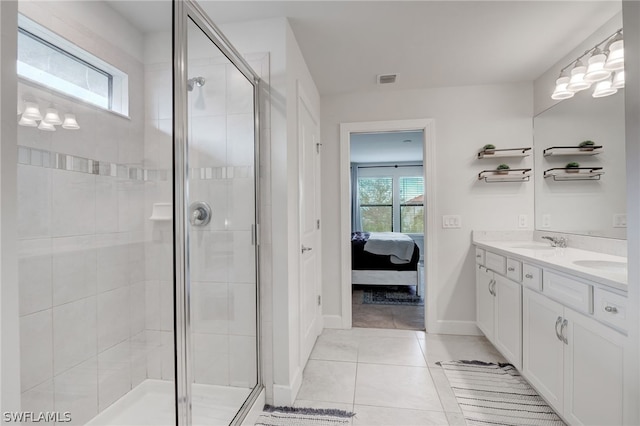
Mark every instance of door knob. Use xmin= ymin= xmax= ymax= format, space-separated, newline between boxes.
xmin=301 ymin=245 xmax=313 ymax=254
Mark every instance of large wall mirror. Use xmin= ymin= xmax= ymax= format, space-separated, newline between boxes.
xmin=534 ymin=87 xmax=626 ymax=239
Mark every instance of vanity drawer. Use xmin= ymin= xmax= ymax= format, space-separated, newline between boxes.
xmin=543 ymin=271 xmax=592 ymax=314
xmin=594 ymin=288 xmax=627 ymax=332
xmin=506 ymin=258 xmax=522 ymax=282
xmin=485 ymin=251 xmax=506 ymax=274
xmin=475 ymin=248 xmax=485 ymax=265
xmin=522 ymin=264 xmax=542 ymax=291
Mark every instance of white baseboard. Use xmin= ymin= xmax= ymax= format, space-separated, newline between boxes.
xmin=272 ymin=366 xmax=302 ymax=406
xmin=323 ymin=315 xmax=344 ymax=329
xmin=429 ymin=320 xmax=482 ymax=336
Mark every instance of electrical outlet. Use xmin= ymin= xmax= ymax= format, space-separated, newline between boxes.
xmin=613 ymin=214 xmax=627 ymax=228
xmin=542 ymin=214 xmax=551 ymax=228
xmin=442 ymin=215 xmax=462 ymax=229
xmin=518 ymin=214 xmax=527 ymax=228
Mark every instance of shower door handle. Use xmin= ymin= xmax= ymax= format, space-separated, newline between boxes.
xmin=189 ymin=201 xmax=212 ymax=226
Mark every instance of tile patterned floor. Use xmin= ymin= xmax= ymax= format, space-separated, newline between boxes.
xmin=294 ymin=328 xmax=506 ymax=426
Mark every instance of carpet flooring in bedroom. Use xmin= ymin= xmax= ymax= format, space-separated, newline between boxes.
xmin=352 ymin=285 xmax=424 ymax=330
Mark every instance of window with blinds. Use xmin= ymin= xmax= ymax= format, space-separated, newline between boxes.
xmin=358 ymin=177 xmax=393 ymax=232
xmin=400 ymin=177 xmax=424 ymax=233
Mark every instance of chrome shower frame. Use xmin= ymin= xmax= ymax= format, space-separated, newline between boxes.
xmin=173 ymin=1 xmax=263 ymax=424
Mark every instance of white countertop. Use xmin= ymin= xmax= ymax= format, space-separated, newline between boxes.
xmin=473 ymin=240 xmax=627 ymax=292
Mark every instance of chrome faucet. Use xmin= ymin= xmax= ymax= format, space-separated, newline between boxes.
xmin=542 ymin=235 xmax=567 ymax=248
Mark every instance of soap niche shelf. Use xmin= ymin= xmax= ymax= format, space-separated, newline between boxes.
xmin=543 ymin=146 xmax=603 ymax=157
xmin=543 ymin=167 xmax=604 ymax=181
xmin=478 ymin=168 xmax=532 ymax=183
xmin=477 ymin=147 xmax=532 ymax=159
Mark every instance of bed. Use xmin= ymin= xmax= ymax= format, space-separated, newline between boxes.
xmin=351 ymin=231 xmax=421 ymax=296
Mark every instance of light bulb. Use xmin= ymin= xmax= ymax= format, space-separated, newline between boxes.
xmin=43 ymin=108 xmax=62 ymax=125
xmin=604 ymin=39 xmax=624 ymax=71
xmin=18 ymin=116 xmax=38 ymax=127
xmin=592 ymin=76 xmax=617 ymax=98
xmin=22 ymin=102 xmax=42 ymax=121
xmin=62 ymin=114 xmax=80 ymax=130
xmin=584 ymin=50 xmax=611 ymax=82
xmin=612 ymin=70 xmax=625 ymax=89
xmin=567 ymin=61 xmax=591 ymax=92
xmin=38 ymin=121 xmax=56 ymax=131
xmin=551 ymin=76 xmax=574 ymax=100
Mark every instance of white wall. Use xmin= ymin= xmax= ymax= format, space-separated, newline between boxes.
xmin=622 ymin=2 xmax=640 ymax=424
xmin=1 ymin=0 xmax=20 ymax=416
xmin=321 ymin=83 xmax=534 ymax=333
xmin=219 ymin=17 xmax=321 ymax=404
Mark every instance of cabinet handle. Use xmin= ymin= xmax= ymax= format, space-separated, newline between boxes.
xmin=491 ymin=280 xmax=497 ymax=296
xmin=525 ymin=273 xmax=534 ymax=279
xmin=476 ymin=254 xmax=482 ymax=258
xmin=488 ymin=279 xmax=494 ymax=296
xmin=508 ymin=267 xmax=515 ymax=272
xmin=605 ymin=306 xmax=619 ymax=314
xmin=555 ymin=316 xmax=563 ymax=342
xmin=561 ymin=319 xmax=568 ymax=344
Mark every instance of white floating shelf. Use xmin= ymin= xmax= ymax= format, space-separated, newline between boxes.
xmin=150 ymin=202 xmax=172 ymax=221
xmin=477 ymin=147 xmax=532 ymax=159
xmin=543 ymin=168 xmax=604 ymax=181
xmin=478 ymin=168 xmax=531 ymax=183
xmin=543 ymin=146 xmax=603 ymax=157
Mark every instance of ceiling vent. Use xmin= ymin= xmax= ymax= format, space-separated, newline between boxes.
xmin=377 ymin=74 xmax=398 ymax=85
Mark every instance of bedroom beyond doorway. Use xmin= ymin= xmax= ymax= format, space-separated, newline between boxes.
xmin=350 ymin=130 xmax=426 ymax=331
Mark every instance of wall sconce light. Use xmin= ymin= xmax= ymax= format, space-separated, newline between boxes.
xmin=43 ymin=108 xmax=62 ymax=125
xmin=22 ymin=102 xmax=43 ymax=121
xmin=62 ymin=114 xmax=80 ymax=130
xmin=17 ymin=100 xmax=80 ymax=130
xmin=551 ymin=29 xmax=623 ymax=100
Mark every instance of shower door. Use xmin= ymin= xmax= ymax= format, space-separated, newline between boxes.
xmin=174 ymin=2 xmax=261 ymax=424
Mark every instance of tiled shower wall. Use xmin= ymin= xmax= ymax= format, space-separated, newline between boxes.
xmin=16 ymin=3 xmax=150 ymax=424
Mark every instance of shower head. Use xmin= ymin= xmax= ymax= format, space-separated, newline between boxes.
xmin=187 ymin=77 xmax=205 ymax=92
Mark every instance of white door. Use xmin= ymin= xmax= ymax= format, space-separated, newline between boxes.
xmin=563 ymin=308 xmax=624 ymax=426
xmin=494 ymin=274 xmax=522 ymax=370
xmin=522 ymin=288 xmax=565 ymax=413
xmin=298 ymin=85 xmax=322 ymax=364
xmin=476 ymin=265 xmax=495 ymax=341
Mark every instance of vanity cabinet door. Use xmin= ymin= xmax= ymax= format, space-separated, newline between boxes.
xmin=563 ymin=308 xmax=624 ymax=426
xmin=494 ymin=275 xmax=522 ymax=370
xmin=522 ymin=288 xmax=564 ymax=413
xmin=476 ymin=265 xmax=494 ymax=341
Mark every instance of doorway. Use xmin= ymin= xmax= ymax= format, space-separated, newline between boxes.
xmin=350 ymin=131 xmax=425 ymax=330
xmin=339 ymin=119 xmax=437 ymax=332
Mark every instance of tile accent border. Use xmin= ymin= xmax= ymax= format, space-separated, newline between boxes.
xmin=18 ymin=145 xmax=254 ymax=182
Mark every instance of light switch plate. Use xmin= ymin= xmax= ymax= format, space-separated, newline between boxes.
xmin=518 ymin=214 xmax=527 ymax=228
xmin=442 ymin=215 xmax=461 ymax=229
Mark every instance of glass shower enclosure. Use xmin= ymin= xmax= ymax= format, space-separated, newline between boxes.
xmin=14 ymin=0 xmax=261 ymax=424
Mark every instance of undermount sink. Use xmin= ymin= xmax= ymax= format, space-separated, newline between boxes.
xmin=512 ymin=244 xmax=555 ymax=250
xmin=572 ymin=260 xmax=628 ymax=272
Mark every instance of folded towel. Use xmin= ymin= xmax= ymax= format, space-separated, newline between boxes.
xmin=363 ymin=232 xmax=415 ymax=264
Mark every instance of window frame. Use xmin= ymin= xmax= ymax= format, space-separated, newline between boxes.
xmin=354 ymin=163 xmax=424 ymax=234
xmin=17 ymin=14 xmax=129 ymax=117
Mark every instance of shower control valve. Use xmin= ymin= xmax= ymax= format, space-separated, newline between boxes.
xmin=189 ymin=201 xmax=212 ymax=226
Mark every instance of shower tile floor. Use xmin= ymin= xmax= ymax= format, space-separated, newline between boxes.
xmin=86 ymin=380 xmax=251 ymax=426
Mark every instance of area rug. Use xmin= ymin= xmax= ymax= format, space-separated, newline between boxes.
xmin=361 ymin=286 xmax=423 ymax=306
xmin=437 ymin=360 xmax=565 ymax=426
xmin=255 ymin=405 xmax=355 ymax=426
